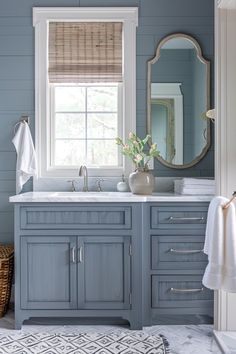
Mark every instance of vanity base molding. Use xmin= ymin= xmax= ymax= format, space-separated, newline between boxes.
xmin=15 ymin=311 xmax=139 ymax=331
xmin=12 ymin=199 xmax=213 ymax=329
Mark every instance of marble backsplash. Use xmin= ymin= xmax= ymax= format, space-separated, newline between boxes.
xmin=33 ymin=176 xmax=179 ymax=193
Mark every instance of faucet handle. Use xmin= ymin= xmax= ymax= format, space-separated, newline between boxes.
xmin=96 ymin=178 xmax=105 ymax=192
xmin=67 ymin=180 xmax=77 ymax=192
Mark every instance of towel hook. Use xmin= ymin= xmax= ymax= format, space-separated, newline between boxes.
xmin=223 ymin=191 xmax=236 ymax=209
xmin=13 ymin=115 xmax=30 ymax=135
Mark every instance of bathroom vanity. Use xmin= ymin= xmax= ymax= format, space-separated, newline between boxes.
xmin=10 ymin=192 xmax=213 ymax=329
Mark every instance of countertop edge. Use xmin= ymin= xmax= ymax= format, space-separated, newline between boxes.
xmin=9 ymin=192 xmax=213 ymax=203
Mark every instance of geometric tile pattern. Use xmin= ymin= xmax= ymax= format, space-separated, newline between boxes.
xmin=0 ymin=331 xmax=169 ymax=354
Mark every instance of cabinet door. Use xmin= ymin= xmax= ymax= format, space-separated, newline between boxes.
xmin=77 ymin=236 xmax=131 ymax=309
xmin=21 ymin=236 xmax=77 ymax=309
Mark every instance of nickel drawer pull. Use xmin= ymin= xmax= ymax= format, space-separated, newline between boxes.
xmin=71 ymin=247 xmax=76 ymax=263
xmin=78 ymin=246 xmax=83 ymax=263
xmin=170 ymin=287 xmax=204 ymax=293
xmin=168 ymin=216 xmax=204 ymax=222
xmin=169 ymin=248 xmax=203 ymax=254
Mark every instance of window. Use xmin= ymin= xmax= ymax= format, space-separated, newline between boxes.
xmin=33 ymin=7 xmax=138 ymax=181
xmin=51 ymin=84 xmax=122 ymax=168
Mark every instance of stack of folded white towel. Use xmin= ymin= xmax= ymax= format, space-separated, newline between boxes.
xmin=174 ymin=178 xmax=215 ymax=195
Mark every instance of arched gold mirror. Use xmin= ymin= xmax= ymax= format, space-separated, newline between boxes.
xmin=147 ymin=33 xmax=211 ymax=169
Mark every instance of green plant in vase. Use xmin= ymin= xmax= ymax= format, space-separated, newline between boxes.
xmin=116 ymin=133 xmax=159 ymax=195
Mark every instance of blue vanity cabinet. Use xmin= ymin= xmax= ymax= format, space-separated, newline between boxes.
xmin=14 ymin=203 xmax=142 ymax=330
xmin=13 ymin=199 xmax=212 ymax=329
xmin=143 ymin=202 xmax=214 ymax=326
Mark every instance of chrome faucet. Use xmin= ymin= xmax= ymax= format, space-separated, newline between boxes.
xmin=79 ymin=165 xmax=89 ymax=192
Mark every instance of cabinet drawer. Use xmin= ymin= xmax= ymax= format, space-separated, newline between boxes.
xmin=151 ymin=236 xmax=207 ymax=270
xmin=20 ymin=206 xmax=131 ymax=230
xmin=151 ymin=206 xmax=208 ymax=230
xmin=151 ymin=275 xmax=213 ymax=309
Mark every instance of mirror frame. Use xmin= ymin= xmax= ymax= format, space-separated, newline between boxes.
xmin=147 ymin=33 xmax=211 ymax=169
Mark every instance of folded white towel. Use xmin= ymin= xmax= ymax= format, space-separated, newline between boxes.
xmin=12 ymin=122 xmax=37 ymax=194
xmin=203 ymin=196 xmax=236 ymax=292
xmin=174 ymin=180 xmax=215 ymax=195
xmin=181 ymin=178 xmax=215 ymax=186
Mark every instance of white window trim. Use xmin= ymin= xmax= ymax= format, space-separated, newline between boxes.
xmin=33 ymin=7 xmax=138 ymax=185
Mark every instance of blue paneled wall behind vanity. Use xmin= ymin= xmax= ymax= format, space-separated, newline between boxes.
xmin=0 ymin=0 xmax=214 ymax=243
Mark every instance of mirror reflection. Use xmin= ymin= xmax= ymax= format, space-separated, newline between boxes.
xmin=148 ymin=34 xmax=210 ymax=168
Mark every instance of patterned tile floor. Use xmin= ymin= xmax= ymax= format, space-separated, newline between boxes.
xmin=0 ymin=311 xmax=222 ymax=354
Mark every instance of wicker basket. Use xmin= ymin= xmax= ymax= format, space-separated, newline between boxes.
xmin=0 ymin=245 xmax=14 ymax=317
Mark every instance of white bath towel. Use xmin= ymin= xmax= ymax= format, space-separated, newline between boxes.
xmin=203 ymin=196 xmax=236 ymax=292
xmin=12 ymin=122 xmax=37 ymax=194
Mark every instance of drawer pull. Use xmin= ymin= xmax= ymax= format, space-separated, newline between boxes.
xmin=170 ymin=287 xmax=204 ymax=293
xmin=168 ymin=216 xmax=204 ymax=222
xmin=169 ymin=248 xmax=203 ymax=254
xmin=71 ymin=247 xmax=76 ymax=263
xmin=78 ymin=247 xmax=83 ymax=263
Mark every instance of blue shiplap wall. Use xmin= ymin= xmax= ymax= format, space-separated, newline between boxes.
xmin=0 ymin=0 xmax=214 ymax=243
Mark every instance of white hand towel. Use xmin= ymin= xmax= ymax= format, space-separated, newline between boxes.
xmin=203 ymin=196 xmax=236 ymax=292
xmin=12 ymin=122 xmax=37 ymax=194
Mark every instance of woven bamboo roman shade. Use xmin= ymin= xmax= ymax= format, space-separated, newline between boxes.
xmin=48 ymin=22 xmax=123 ymax=83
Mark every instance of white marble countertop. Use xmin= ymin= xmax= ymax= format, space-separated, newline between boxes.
xmin=9 ymin=191 xmax=214 ymax=203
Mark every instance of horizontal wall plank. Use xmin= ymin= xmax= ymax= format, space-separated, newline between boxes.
xmin=140 ymin=0 xmax=214 ymax=17
xmin=0 ymin=25 xmax=33 ymax=36
xmin=0 ymin=35 xmax=33 ymax=56
xmin=0 ymin=171 xmax=16 ymax=180
xmin=0 ymin=181 xmax=15 ymax=192
xmin=0 ymin=212 xmax=14 ymax=233
xmin=0 ymin=0 xmax=79 ymax=17
xmin=0 ymin=90 xmax=34 ymax=111
xmin=0 ymin=80 xmax=34 ymax=91
xmin=137 ymin=25 xmax=214 ymax=36
xmin=0 ymin=16 xmax=32 ymax=27
xmin=0 ymin=232 xmax=14 ymax=244
xmin=0 ymin=193 xmax=14 ymax=211
xmin=0 ymin=56 xmax=33 ymax=80
xmin=139 ymin=16 xmax=214 ymax=27
xmin=137 ymin=35 xmax=155 ymax=56
xmin=80 ymin=0 xmax=140 ymax=5
xmin=0 ymin=152 xmax=16 ymax=170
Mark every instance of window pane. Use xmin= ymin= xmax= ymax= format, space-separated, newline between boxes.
xmin=87 ymin=140 xmax=118 ymax=166
xmin=54 ymin=140 xmax=85 ymax=166
xmin=87 ymin=87 xmax=118 ymax=112
xmin=87 ymin=113 xmax=117 ymax=139
xmin=55 ymin=87 xmax=85 ymax=112
xmin=55 ymin=113 xmax=85 ymax=139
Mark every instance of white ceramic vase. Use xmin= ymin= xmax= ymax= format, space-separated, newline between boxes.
xmin=129 ymin=169 xmax=154 ymax=195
